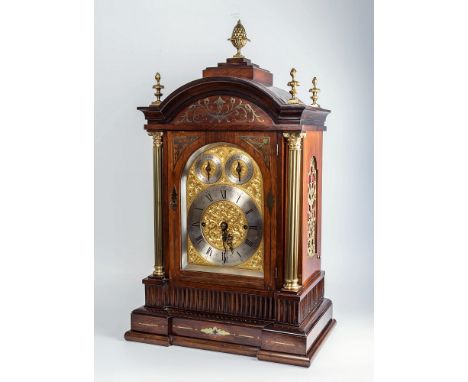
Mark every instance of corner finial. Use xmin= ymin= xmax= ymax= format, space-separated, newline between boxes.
xmin=309 ymin=76 xmax=320 ymax=108
xmin=152 ymin=72 xmax=164 ymax=106
xmin=228 ymin=20 xmax=250 ymax=58
xmin=287 ymin=68 xmax=300 ymax=104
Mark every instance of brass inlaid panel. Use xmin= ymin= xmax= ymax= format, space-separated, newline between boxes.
xmin=173 ymin=135 xmax=199 ymax=168
xmin=239 ymin=136 xmax=271 ymax=168
xmin=176 ymin=96 xmax=266 ymax=124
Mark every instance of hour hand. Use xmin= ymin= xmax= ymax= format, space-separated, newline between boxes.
xmin=236 ymin=161 xmax=242 ymax=181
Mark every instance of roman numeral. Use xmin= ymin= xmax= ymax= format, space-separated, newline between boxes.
xmin=220 ymin=189 xmax=227 ymax=199
xmin=195 ymin=235 xmax=203 ymax=244
xmin=204 ymin=192 xmax=213 ymax=202
xmin=206 ymin=247 xmax=213 ymax=256
xmin=191 ymin=221 xmax=200 ymax=227
xmin=245 ymin=208 xmax=253 ymax=215
xmin=236 ymin=251 xmax=242 ymax=258
xmin=194 ymin=207 xmax=203 ymax=211
xmin=245 ymin=239 xmax=254 ymax=247
xmin=236 ymin=194 xmax=241 ymax=203
xmin=249 ymin=225 xmax=258 ymax=230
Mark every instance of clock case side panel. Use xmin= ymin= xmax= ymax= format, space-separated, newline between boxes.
xmin=165 ymin=130 xmax=279 ymax=292
xmin=300 ymin=131 xmax=323 ymax=286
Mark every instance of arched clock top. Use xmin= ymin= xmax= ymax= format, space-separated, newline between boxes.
xmin=138 ymin=77 xmax=330 ymax=128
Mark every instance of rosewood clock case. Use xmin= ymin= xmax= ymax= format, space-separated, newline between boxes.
xmin=124 ymin=57 xmax=335 ymax=367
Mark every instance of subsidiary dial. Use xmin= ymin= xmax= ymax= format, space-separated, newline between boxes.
xmin=194 ymin=154 xmax=222 ymax=184
xmin=225 ymin=153 xmax=254 ymax=184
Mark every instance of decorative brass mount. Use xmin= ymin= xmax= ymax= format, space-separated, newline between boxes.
xmin=200 ymin=327 xmax=230 ymax=336
xmin=287 ymin=68 xmax=300 ymax=104
xmin=228 ymin=20 xmax=250 ymax=58
xmin=152 ymin=72 xmax=164 ymax=106
xmin=309 ymin=76 xmax=320 ymax=108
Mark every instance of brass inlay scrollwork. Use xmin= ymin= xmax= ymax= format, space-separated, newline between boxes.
xmin=177 ymin=96 xmax=265 ymax=124
xmin=173 ymin=135 xmax=199 ymax=168
xmin=137 ymin=322 xmax=162 ymax=327
xmin=240 ymin=136 xmax=271 ymax=168
xmin=307 ymin=156 xmax=318 ymax=257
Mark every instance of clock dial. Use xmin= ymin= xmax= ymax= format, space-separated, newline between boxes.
xmin=188 ymin=184 xmax=263 ymax=266
xmin=225 ymin=153 xmax=253 ymax=184
xmin=194 ymin=154 xmax=222 ymax=184
xmin=182 ymin=142 xmax=264 ymax=275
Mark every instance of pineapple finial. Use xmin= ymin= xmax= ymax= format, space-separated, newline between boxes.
xmin=228 ymin=20 xmax=250 ymax=58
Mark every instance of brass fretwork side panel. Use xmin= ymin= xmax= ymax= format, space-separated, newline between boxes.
xmin=307 ymin=156 xmax=317 ymax=258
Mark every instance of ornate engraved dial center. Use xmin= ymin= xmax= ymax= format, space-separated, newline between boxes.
xmin=201 ymin=201 xmax=248 ymax=250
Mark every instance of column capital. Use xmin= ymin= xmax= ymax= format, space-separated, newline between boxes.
xmin=283 ymin=132 xmax=306 ymax=150
xmin=148 ymin=131 xmax=164 ymax=148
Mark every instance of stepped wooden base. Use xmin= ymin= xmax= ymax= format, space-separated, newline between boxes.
xmin=125 ymin=298 xmax=335 ymax=367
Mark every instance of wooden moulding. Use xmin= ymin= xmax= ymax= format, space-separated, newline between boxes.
xmin=142 ymin=272 xmax=325 ymax=326
xmin=124 ymin=298 xmax=335 ymax=367
xmin=202 ymin=57 xmax=274 ymax=86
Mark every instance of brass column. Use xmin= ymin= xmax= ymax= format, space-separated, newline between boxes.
xmin=283 ymin=132 xmax=305 ymax=291
xmin=149 ymin=131 xmax=164 ymax=277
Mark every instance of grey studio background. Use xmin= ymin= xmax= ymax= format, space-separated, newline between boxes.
xmin=95 ymin=0 xmax=373 ymax=381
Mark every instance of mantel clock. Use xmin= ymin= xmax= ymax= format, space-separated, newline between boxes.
xmin=125 ymin=20 xmax=335 ymax=367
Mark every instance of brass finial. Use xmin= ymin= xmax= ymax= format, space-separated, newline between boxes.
xmin=151 ymin=72 xmax=164 ymax=106
xmin=228 ymin=20 xmax=250 ymax=58
xmin=287 ymin=68 xmax=300 ymax=104
xmin=309 ymin=77 xmax=320 ymax=107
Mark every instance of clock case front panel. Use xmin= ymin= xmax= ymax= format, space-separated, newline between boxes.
xmin=166 ymin=131 xmax=278 ymax=291
xmin=126 ymin=63 xmax=334 ymax=367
